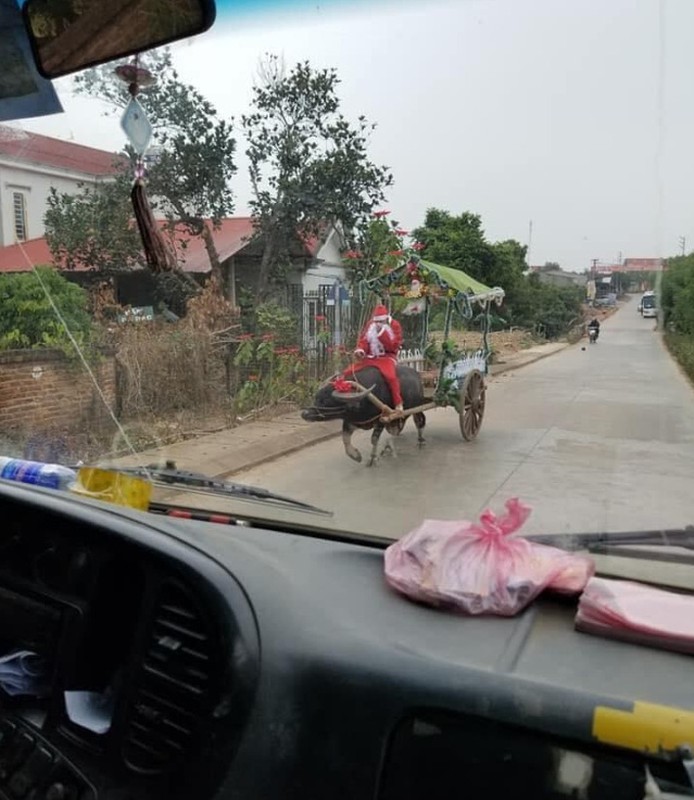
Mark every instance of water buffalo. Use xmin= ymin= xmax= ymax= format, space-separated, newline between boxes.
xmin=301 ymin=364 xmax=426 ymax=466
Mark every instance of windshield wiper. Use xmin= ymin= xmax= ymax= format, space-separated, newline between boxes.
xmin=526 ymin=527 xmax=694 ymax=562
xmin=79 ymin=464 xmax=333 ymax=517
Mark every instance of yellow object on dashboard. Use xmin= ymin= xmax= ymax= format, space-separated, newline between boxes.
xmin=71 ymin=468 xmax=152 ymax=511
xmin=593 ymin=701 xmax=694 ymax=756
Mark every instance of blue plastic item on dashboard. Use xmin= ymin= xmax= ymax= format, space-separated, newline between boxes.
xmin=0 ymin=457 xmax=76 ymax=491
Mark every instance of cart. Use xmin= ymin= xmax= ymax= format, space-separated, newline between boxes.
xmin=344 ymin=256 xmax=505 ymax=440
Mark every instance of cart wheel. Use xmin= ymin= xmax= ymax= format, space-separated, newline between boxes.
xmin=459 ymin=369 xmax=486 ymax=441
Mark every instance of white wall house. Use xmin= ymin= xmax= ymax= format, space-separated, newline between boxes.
xmin=0 ymin=126 xmax=120 ymax=248
xmin=293 ymin=225 xmax=349 ymax=294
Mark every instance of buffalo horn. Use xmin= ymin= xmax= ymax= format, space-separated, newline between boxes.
xmin=331 ymin=383 xmax=376 ymax=402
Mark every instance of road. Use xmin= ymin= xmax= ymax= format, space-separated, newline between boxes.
xmin=213 ymin=303 xmax=694 ymax=540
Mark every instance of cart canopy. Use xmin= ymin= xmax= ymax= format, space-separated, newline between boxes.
xmin=418 ymin=260 xmax=505 ymax=302
xmin=360 ymin=257 xmax=505 ymax=304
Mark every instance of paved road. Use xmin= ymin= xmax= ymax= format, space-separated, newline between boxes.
xmin=207 ymin=304 xmax=694 ymax=540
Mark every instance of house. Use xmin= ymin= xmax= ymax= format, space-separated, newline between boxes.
xmin=622 ymin=258 xmax=665 ymax=273
xmin=0 ymin=129 xmax=352 ymax=346
xmin=0 ymin=126 xmax=121 ymax=247
xmin=0 ymin=215 xmax=353 ymax=346
xmin=161 ymin=217 xmax=349 ymax=303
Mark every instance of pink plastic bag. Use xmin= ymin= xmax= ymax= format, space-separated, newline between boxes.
xmin=576 ymin=577 xmax=694 ymax=655
xmin=384 ymin=498 xmax=595 ymax=617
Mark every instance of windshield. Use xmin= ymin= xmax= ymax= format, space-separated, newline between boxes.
xmin=2 ymin=0 xmax=694 ymax=553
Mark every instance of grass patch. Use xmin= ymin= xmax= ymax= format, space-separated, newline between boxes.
xmin=664 ymin=332 xmax=694 ymax=384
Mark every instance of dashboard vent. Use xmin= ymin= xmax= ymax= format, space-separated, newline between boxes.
xmin=122 ymin=580 xmax=218 ymax=774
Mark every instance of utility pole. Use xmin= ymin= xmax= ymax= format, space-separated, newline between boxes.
xmin=527 ymin=220 xmax=533 ymax=270
xmin=679 ymin=236 xmax=686 ymax=255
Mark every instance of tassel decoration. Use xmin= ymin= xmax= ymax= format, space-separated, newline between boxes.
xmin=131 ymin=178 xmax=176 ymax=273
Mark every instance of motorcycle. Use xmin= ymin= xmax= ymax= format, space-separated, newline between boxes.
xmin=588 ymin=327 xmax=599 ymax=344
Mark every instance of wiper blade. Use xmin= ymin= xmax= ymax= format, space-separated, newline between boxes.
xmin=526 ymin=527 xmax=694 ymax=552
xmin=79 ymin=464 xmax=333 ymax=517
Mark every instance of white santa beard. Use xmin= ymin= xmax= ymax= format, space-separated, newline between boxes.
xmin=366 ymin=323 xmax=386 ymax=356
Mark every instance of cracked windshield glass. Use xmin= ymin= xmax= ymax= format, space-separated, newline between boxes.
xmin=2 ymin=0 xmax=694 ymax=544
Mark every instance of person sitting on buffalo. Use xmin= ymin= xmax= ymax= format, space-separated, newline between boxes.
xmin=349 ymin=304 xmax=404 ymax=414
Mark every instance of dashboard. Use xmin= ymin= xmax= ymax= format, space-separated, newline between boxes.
xmin=0 ymin=479 xmax=693 ymax=800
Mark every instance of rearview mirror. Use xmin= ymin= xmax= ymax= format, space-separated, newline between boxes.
xmin=22 ymin=0 xmax=216 ymax=80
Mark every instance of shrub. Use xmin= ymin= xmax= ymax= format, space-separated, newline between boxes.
xmin=0 ymin=267 xmax=92 ymax=352
xmin=665 ymin=332 xmax=694 ymax=384
xmin=662 ymin=257 xmax=694 ymax=334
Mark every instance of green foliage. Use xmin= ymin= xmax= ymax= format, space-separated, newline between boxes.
xmin=345 ymin=214 xmax=404 ymax=284
xmin=412 ymin=209 xmax=500 ymax=285
xmin=0 ymin=267 xmax=92 ymax=353
xmin=45 ymin=173 xmax=141 ymax=274
xmin=510 ymin=273 xmax=583 ymax=339
xmin=661 ymin=256 xmax=694 ymax=334
xmin=242 ymin=55 xmax=392 ymax=297
xmin=239 ymin=301 xmax=299 ymax=344
xmin=231 ymin=333 xmax=313 ymax=414
xmin=255 ymin=303 xmax=298 ymax=344
xmin=665 ymin=332 xmax=694 ymax=385
xmin=412 ymin=207 xmax=582 ymax=339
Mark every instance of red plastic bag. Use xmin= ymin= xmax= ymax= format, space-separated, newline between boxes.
xmin=384 ymin=498 xmax=595 ymax=617
xmin=576 ymin=577 xmax=694 ymax=655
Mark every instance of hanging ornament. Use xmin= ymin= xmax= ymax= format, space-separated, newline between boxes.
xmin=120 ymin=96 xmax=153 ymax=156
xmin=406 ymin=278 xmax=423 ymax=298
xmin=115 ymin=61 xmax=175 ymax=274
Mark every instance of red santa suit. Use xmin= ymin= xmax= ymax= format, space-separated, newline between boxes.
xmin=346 ymin=304 xmax=403 ymax=409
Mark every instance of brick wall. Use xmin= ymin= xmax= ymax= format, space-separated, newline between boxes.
xmin=0 ymin=349 xmax=117 ymax=436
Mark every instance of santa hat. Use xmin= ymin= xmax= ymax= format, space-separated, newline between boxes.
xmin=372 ymin=304 xmax=389 ymax=321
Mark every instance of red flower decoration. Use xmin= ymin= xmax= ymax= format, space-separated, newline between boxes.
xmin=331 ymin=378 xmax=355 ymax=393
xmin=238 ymin=333 xmax=254 ymax=341
xmin=343 ymin=249 xmax=362 ymax=259
xmin=395 ymin=229 xmax=409 ymax=236
xmin=373 ymin=210 xmax=391 ymax=218
xmin=261 ymin=333 xmax=275 ymax=341
xmin=388 ymin=249 xmax=405 ymax=257
xmin=412 ymin=242 xmax=426 ymax=251
xmin=315 ymin=314 xmax=327 ymax=322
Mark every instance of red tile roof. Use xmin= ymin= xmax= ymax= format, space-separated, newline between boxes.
xmin=164 ymin=217 xmax=256 ymax=273
xmin=0 ymin=238 xmax=58 ymax=273
xmin=162 ymin=218 xmax=321 ymax=272
xmin=0 ymin=127 xmax=123 ymax=177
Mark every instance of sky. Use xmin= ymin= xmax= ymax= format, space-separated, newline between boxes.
xmin=11 ymin=0 xmax=694 ymax=271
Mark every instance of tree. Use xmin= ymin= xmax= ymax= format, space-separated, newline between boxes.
xmin=413 ymin=209 xmax=525 ymax=291
xmin=343 ymin=211 xmax=406 ymax=285
xmin=45 ymin=172 xmax=142 ymax=275
xmin=242 ymin=55 xmax=392 ymax=299
xmin=412 ymin=207 xmax=581 ymax=338
xmin=73 ymin=47 xmax=237 ymax=285
xmin=0 ymin=267 xmax=92 ymax=351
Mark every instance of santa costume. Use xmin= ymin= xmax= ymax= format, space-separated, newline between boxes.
xmin=346 ymin=304 xmax=404 ymax=410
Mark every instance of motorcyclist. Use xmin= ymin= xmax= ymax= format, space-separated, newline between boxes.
xmin=587 ymin=317 xmax=600 ymax=341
